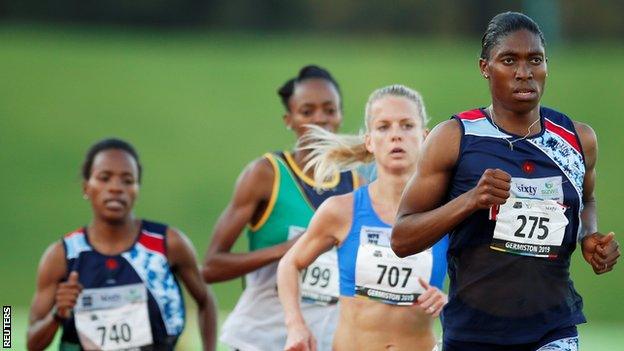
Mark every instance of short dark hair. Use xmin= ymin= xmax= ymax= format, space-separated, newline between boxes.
xmin=481 ymin=11 xmax=545 ymax=60
xmin=82 ymin=138 xmax=142 ymax=182
xmin=277 ymin=65 xmax=341 ymax=111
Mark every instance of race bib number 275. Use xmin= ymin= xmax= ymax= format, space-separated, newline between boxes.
xmin=491 ymin=198 xmax=568 ymax=258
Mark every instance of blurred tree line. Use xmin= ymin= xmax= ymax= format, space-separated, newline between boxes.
xmin=1 ymin=0 xmax=622 ymax=40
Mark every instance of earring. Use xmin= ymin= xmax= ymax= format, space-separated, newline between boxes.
xmin=83 ymin=194 xmax=89 ymax=200
xmin=483 ymin=74 xmax=489 ymax=79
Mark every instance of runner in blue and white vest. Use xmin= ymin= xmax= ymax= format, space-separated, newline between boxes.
xmin=27 ymin=138 xmax=217 ymax=351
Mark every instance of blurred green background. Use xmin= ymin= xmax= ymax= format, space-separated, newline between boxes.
xmin=1 ymin=1 xmax=623 ymax=349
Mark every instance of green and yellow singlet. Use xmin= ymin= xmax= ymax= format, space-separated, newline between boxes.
xmin=220 ymin=151 xmax=359 ymax=351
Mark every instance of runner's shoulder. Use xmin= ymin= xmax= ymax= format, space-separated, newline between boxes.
xmin=234 ymin=155 xmax=276 ymax=199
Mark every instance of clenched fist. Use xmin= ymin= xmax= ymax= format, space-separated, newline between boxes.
xmin=55 ymin=271 xmax=82 ymax=319
xmin=582 ymin=232 xmax=620 ymax=274
xmin=468 ymin=169 xmax=511 ymax=210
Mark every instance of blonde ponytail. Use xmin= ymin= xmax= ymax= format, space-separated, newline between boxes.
xmin=299 ymin=125 xmax=373 ymax=188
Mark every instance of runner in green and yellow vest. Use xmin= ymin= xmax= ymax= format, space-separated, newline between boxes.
xmin=202 ymin=65 xmax=363 ymax=351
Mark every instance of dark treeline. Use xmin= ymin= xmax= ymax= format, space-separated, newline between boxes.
xmin=2 ymin=0 xmax=622 ymax=40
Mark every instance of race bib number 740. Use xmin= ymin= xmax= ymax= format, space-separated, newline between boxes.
xmin=74 ymin=283 xmax=152 ymax=350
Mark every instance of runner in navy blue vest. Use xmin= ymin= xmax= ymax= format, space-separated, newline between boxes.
xmin=27 ymin=138 xmax=217 ymax=351
xmin=391 ymin=12 xmax=620 ymax=351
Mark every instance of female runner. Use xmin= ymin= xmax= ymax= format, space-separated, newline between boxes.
xmin=279 ymin=85 xmax=448 ymax=351
xmin=203 ymin=65 xmax=361 ymax=351
xmin=392 ymin=12 xmax=620 ymax=351
xmin=27 ymin=138 xmax=217 ymax=350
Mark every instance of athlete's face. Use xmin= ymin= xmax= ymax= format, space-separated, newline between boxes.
xmin=283 ymin=78 xmax=342 ymax=139
xmin=480 ymin=29 xmax=547 ymax=114
xmin=83 ymin=149 xmax=139 ymax=223
xmin=365 ymin=96 xmax=427 ymax=174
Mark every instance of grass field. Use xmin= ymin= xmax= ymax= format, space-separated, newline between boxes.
xmin=1 ymin=24 xmax=622 ymax=349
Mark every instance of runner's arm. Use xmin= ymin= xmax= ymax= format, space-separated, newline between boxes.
xmin=576 ymin=122 xmax=620 ymax=273
xmin=168 ymin=228 xmax=217 ymax=351
xmin=391 ymin=120 xmax=465 ymax=256
xmin=277 ymin=194 xmax=352 ymax=342
xmin=577 ymin=122 xmax=598 ymax=239
xmin=27 ymin=242 xmax=68 ymax=351
xmin=392 ymin=120 xmax=511 ymax=257
xmin=202 ymin=158 xmax=296 ymax=282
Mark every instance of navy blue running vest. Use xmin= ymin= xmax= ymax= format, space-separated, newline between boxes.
xmin=443 ymin=107 xmax=586 ymax=344
xmin=60 ymin=220 xmax=185 ymax=350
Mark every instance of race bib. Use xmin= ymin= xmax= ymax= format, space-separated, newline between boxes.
xmin=74 ymin=283 xmax=152 ymax=350
xmin=355 ymin=226 xmax=432 ymax=305
xmin=289 ymin=226 xmax=340 ymax=305
xmin=491 ymin=198 xmax=568 ymax=258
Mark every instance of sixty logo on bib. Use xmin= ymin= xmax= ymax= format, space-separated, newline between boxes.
xmin=289 ymin=226 xmax=340 ymax=305
xmin=510 ymin=176 xmax=565 ymax=202
xmin=355 ymin=226 xmax=432 ymax=305
xmin=74 ymin=283 xmax=152 ymax=350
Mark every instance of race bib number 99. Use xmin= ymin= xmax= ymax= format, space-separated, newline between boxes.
xmin=491 ymin=198 xmax=568 ymax=258
xmin=355 ymin=226 xmax=432 ymax=306
xmin=74 ymin=283 xmax=152 ymax=350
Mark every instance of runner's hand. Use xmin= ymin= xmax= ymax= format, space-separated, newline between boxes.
xmin=468 ymin=168 xmax=511 ymax=210
xmin=55 ymin=271 xmax=82 ymax=318
xmin=416 ymin=277 xmax=447 ymax=318
xmin=582 ymin=232 xmax=620 ymax=274
xmin=284 ymin=323 xmax=316 ymax=351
